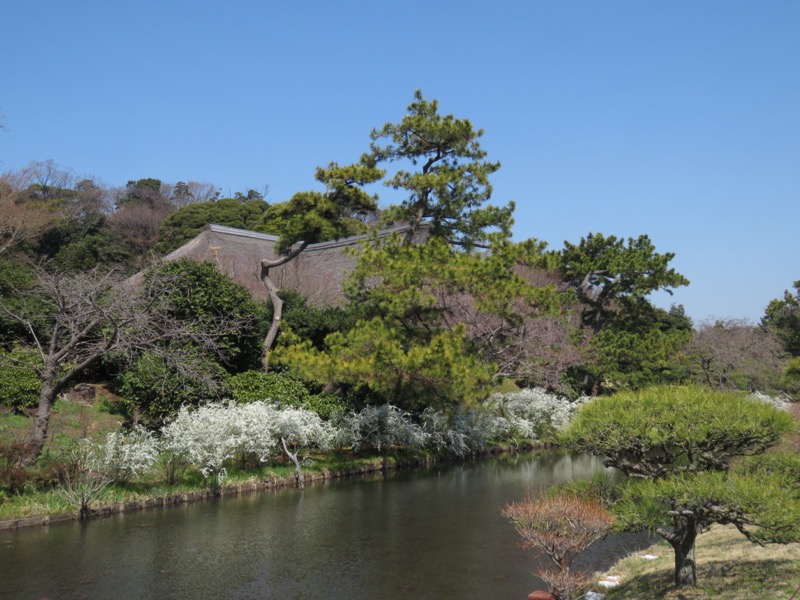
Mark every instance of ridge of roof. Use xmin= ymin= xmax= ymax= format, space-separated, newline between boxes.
xmin=206 ymin=223 xmax=413 ymax=251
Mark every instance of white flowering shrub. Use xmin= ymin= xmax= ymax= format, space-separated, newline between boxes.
xmin=232 ymin=401 xmax=281 ymax=461
xmin=489 ymin=388 xmax=590 ymax=439
xmin=161 ymin=404 xmax=237 ymax=480
xmin=103 ymin=426 xmax=161 ymax=483
xmin=749 ymin=391 xmax=790 ymax=411
xmin=421 ymin=408 xmax=470 ymax=456
xmin=160 ymin=401 xmax=337 ymax=483
xmin=161 ymin=402 xmax=278 ymax=481
xmin=273 ymin=407 xmax=334 ymax=452
xmin=339 ymin=405 xmax=427 ymax=452
xmin=421 ymin=407 xmax=507 ymax=456
xmin=424 ymin=394 xmax=589 ymax=456
xmin=451 ymin=407 xmax=509 ymax=452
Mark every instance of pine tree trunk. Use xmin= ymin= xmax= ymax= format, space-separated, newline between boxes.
xmin=260 ymin=242 xmax=308 ymax=371
xmin=670 ymin=521 xmax=698 ymax=588
xmin=260 ymin=277 xmax=283 ymax=371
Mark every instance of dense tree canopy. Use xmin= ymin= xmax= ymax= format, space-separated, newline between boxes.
xmin=1 ymin=93 xmax=794 ymax=463
xmin=762 ymin=280 xmax=800 ymax=357
xmin=560 ymin=233 xmax=689 ymax=333
xmin=561 ymin=385 xmax=799 ymax=588
xmin=155 ymin=197 xmax=271 ymax=255
xmin=370 ymin=90 xmax=514 ymax=248
xmin=558 ymin=233 xmax=691 ymax=394
xmin=274 ymin=93 xmax=562 ymax=407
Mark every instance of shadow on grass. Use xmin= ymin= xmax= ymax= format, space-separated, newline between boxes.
xmin=605 ymin=558 xmax=800 ymax=599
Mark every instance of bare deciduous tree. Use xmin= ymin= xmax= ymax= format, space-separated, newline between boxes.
xmin=166 ymin=180 xmax=220 ymax=207
xmin=686 ymin=319 xmax=786 ymax=391
xmin=0 ymin=170 xmax=57 ymax=254
xmin=109 ymin=203 xmax=173 ymax=268
xmin=1 ymin=266 xmax=254 ymax=466
xmin=418 ymin=264 xmax=581 ymax=393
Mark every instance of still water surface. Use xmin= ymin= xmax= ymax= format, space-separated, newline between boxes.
xmin=0 ymin=451 xmax=645 ymax=600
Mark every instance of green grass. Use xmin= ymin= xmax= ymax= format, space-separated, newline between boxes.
xmin=593 ymin=525 xmax=800 ymax=599
xmin=0 ymin=453 xmax=399 ymax=521
xmin=0 ymin=400 xmax=417 ymax=522
xmin=1 ymin=396 xmax=123 ymax=448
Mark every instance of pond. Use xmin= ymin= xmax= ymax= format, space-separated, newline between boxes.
xmin=0 ymin=451 xmax=646 ymax=599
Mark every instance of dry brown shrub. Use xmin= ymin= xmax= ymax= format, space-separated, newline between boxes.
xmin=503 ymin=493 xmax=614 ymax=599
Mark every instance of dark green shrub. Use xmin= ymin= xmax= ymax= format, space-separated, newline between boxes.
xmin=0 ymin=260 xmax=39 ymax=344
xmin=0 ymin=345 xmax=42 ymax=408
xmin=782 ymin=357 xmax=800 ymax=396
xmin=144 ymin=259 xmax=268 ymax=372
xmin=227 ymin=370 xmax=311 ymax=407
xmin=278 ymin=290 xmax=356 ymax=351
xmin=304 ymin=392 xmax=350 ymax=420
xmin=118 ymin=350 xmax=228 ymax=425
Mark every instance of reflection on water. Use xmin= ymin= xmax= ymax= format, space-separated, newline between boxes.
xmin=0 ymin=451 xmax=647 ymax=600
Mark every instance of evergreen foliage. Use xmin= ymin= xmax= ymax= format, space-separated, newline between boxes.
xmin=561 ymin=385 xmax=800 ymax=588
xmin=0 ymin=345 xmax=42 ymax=408
xmin=118 ymin=349 xmax=229 ymax=425
xmin=274 ymin=290 xmax=356 ymax=351
xmin=155 ymin=197 xmax=272 ymax=255
xmin=276 ymin=318 xmax=492 ymax=411
xmin=559 ymin=233 xmax=690 ymax=393
xmin=144 ymin=259 xmax=266 ymax=372
xmin=762 ymin=280 xmax=800 ymax=357
xmin=227 ymin=371 xmax=311 ymax=407
xmin=370 ymin=89 xmax=514 ymax=248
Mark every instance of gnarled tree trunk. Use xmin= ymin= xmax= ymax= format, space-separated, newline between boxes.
xmin=259 ymin=241 xmax=308 ymax=371
xmin=659 ymin=517 xmax=699 ymax=588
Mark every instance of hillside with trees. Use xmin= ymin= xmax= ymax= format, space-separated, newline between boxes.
xmin=2 ymin=91 xmax=798 ymax=597
xmin=2 ymin=93 xmax=795 ymax=444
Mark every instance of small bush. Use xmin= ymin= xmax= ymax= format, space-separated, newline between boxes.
xmin=55 ymin=439 xmax=113 ymax=518
xmin=303 ymin=392 xmax=349 ymax=420
xmin=118 ymin=350 xmax=228 ymax=425
xmin=335 ymin=405 xmax=427 ymax=453
xmin=227 ymin=371 xmax=311 ymax=407
xmin=0 ymin=441 xmax=33 ymax=494
xmin=423 ymin=406 xmax=509 ymax=455
xmin=749 ymin=390 xmax=790 ymax=411
xmin=503 ymin=493 xmax=614 ymax=600
xmin=103 ymin=426 xmax=161 ymax=484
xmin=782 ymin=357 xmax=800 ymax=395
xmin=489 ymin=388 xmax=589 ymax=440
xmin=0 ymin=346 xmax=42 ymax=409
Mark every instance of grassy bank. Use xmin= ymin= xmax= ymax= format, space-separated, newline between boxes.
xmin=0 ymin=451 xmax=424 ymax=528
xmin=591 ymin=524 xmax=800 ymax=599
xmin=0 ymin=397 xmax=493 ymax=526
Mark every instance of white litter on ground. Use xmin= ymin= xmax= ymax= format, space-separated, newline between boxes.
xmin=583 ymin=592 xmax=605 ymax=600
xmin=641 ymin=554 xmax=660 ymax=560
xmin=597 ymin=575 xmax=621 ymax=588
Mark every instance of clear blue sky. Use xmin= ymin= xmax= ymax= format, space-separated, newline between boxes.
xmin=2 ymin=1 xmax=797 ymax=324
